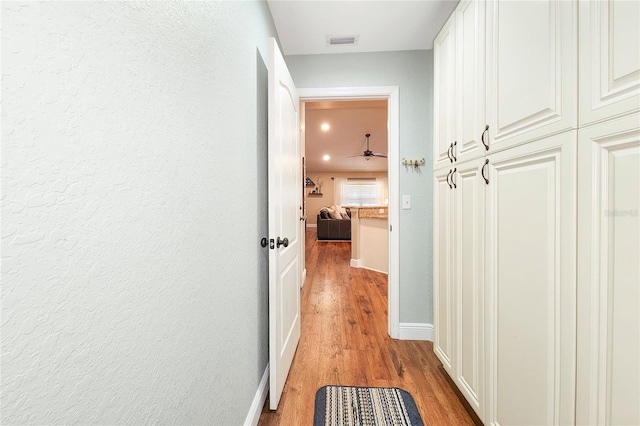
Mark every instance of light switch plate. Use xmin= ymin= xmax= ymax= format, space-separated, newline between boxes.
xmin=402 ymin=195 xmax=411 ymax=210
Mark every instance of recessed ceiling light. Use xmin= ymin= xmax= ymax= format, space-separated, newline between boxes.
xmin=323 ymin=155 xmax=330 ymax=161
xmin=321 ymin=123 xmax=330 ymax=131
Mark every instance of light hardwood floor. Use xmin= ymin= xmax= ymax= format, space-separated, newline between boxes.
xmin=258 ymin=229 xmax=477 ymax=425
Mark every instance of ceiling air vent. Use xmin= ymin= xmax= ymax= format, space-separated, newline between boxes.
xmin=327 ymin=35 xmax=359 ymax=46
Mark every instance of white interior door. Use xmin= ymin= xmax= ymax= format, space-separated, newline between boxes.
xmin=268 ymin=37 xmax=301 ymax=410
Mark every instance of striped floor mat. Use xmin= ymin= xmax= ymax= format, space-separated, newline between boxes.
xmin=314 ymin=385 xmax=424 ymax=426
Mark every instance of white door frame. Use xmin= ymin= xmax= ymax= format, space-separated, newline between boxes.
xmin=298 ymin=86 xmax=400 ymax=339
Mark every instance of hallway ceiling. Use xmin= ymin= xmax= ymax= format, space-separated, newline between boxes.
xmin=267 ymin=0 xmax=459 ymax=56
xmin=269 ymin=1 xmax=459 ymax=174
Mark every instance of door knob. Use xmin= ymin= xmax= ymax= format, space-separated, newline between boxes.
xmin=277 ymin=237 xmax=289 ymax=248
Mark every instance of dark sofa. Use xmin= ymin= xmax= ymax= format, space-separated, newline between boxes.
xmin=317 ymin=208 xmax=351 ymax=241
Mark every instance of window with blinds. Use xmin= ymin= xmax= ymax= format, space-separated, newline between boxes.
xmin=344 ymin=178 xmax=378 ymax=206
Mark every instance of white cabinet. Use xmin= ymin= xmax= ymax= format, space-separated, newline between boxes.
xmin=579 ymin=0 xmax=640 ymax=126
xmin=433 ymin=166 xmax=455 ymax=375
xmin=485 ymin=131 xmax=577 ymax=426
xmin=486 ymin=0 xmax=577 ymax=152
xmin=434 ymin=14 xmax=458 ymax=171
xmin=455 ymin=0 xmax=487 ymax=163
xmin=576 ymin=114 xmax=640 ymax=426
xmin=434 ymin=0 xmax=487 ymax=170
xmin=453 ymin=158 xmax=486 ymax=420
xmin=434 ymin=158 xmax=486 ymax=422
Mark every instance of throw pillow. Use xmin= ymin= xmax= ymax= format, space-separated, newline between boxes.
xmin=327 ymin=208 xmax=342 ymax=220
xmin=336 ymin=206 xmax=349 ymax=219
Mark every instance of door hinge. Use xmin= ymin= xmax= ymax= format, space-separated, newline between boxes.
xmin=389 ymin=225 xmax=392 ymax=232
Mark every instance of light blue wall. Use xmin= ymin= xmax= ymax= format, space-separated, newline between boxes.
xmin=286 ymin=51 xmax=434 ymax=324
xmin=2 ymin=1 xmax=276 ymax=424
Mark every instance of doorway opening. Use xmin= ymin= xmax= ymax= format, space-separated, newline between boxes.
xmin=298 ymin=86 xmax=400 ymax=338
xmin=304 ymin=99 xmax=388 ymax=255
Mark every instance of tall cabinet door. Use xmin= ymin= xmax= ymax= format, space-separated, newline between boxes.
xmin=453 ymin=158 xmax=486 ymax=421
xmin=486 ymin=0 xmax=577 ymax=151
xmin=455 ymin=0 xmax=486 ymax=163
xmin=485 ymin=131 xmax=577 ymax=426
xmin=434 ymin=14 xmax=457 ymax=171
xmin=576 ymin=114 xmax=640 ymax=426
xmin=579 ymin=0 xmax=640 ymax=126
xmin=433 ymin=167 xmax=455 ymax=375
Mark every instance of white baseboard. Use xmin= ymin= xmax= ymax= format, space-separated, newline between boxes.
xmin=244 ymin=364 xmax=269 ymax=426
xmin=307 ymin=223 xmax=317 ymax=228
xmin=398 ymin=323 xmax=434 ymax=341
xmin=350 ymin=260 xmax=388 ymax=275
xmin=361 ymin=266 xmax=388 ymax=274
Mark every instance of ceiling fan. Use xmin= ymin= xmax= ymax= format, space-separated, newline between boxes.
xmin=348 ymin=133 xmax=387 ymax=160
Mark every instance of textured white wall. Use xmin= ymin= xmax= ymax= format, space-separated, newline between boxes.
xmin=286 ymin=51 xmax=434 ymax=324
xmin=1 ymin=1 xmax=275 ymax=424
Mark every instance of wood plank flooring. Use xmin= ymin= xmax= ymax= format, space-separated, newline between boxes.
xmin=258 ymin=229 xmax=476 ymax=425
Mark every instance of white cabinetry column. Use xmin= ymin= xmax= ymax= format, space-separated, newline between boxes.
xmin=433 ymin=1 xmax=637 ymax=424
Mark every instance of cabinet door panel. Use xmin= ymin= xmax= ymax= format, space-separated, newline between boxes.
xmin=576 ymin=114 xmax=640 ymax=426
xmin=579 ymin=1 xmax=640 ymax=126
xmin=434 ymin=14 xmax=457 ymax=171
xmin=456 ymin=0 xmax=486 ymax=163
xmin=454 ymin=158 xmax=486 ymax=421
xmin=433 ymin=168 xmax=455 ymax=373
xmin=486 ymin=131 xmax=576 ymax=426
xmin=487 ymin=0 xmax=577 ymax=151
